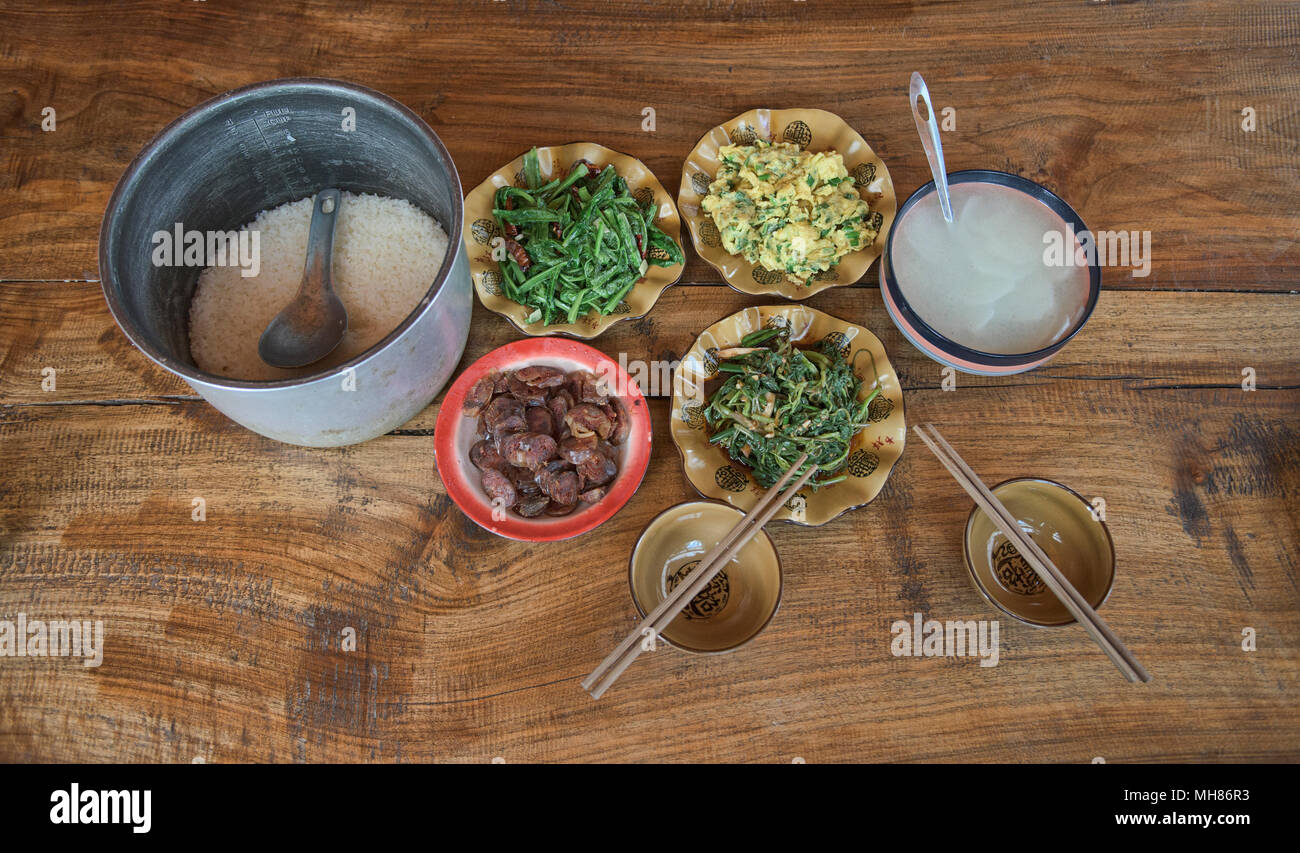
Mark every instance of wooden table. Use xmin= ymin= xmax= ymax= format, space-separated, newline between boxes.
xmin=1 ymin=0 xmax=1297 ymax=763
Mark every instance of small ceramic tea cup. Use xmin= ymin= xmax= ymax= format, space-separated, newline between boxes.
xmin=962 ymin=478 xmax=1116 ymax=627
xmin=629 ymin=501 xmax=782 ymax=653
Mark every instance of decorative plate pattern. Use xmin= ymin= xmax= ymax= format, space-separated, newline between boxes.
xmin=670 ymin=304 xmax=906 ymax=526
xmin=463 ymin=142 xmax=685 ymax=339
xmin=678 ymin=108 xmax=897 ymax=301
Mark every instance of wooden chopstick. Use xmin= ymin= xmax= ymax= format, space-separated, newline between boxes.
xmin=914 ymin=423 xmax=1151 ymax=683
xmin=580 ymin=453 xmax=809 ymax=693
xmin=584 ymin=456 xmax=817 ymax=700
xmin=588 ymin=462 xmax=820 ymax=700
xmin=918 ymin=424 xmax=1148 ymax=682
xmin=919 ymin=424 xmax=1136 ymax=665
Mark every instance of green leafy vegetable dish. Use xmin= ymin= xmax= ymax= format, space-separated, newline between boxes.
xmin=703 ymin=325 xmax=882 ymax=489
xmin=492 ymin=148 xmax=685 ymax=326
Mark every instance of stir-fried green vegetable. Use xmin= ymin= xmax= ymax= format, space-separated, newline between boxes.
xmin=702 ymin=326 xmax=881 ymax=489
xmin=492 ymin=148 xmax=684 ymax=326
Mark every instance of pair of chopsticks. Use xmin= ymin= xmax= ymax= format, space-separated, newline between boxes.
xmin=583 ymin=453 xmax=819 ymax=699
xmin=913 ymin=423 xmax=1151 ymax=683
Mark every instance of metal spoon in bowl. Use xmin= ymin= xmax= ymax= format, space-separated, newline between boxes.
xmin=258 ymin=188 xmax=348 ymax=368
xmin=909 ymin=72 xmax=954 ymax=224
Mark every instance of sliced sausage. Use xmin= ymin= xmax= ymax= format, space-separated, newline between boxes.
xmin=500 ymin=432 xmax=558 ymax=470
xmin=463 ymin=375 xmax=496 ymax=417
xmin=577 ymin=454 xmax=617 ymax=488
xmin=571 ymin=371 xmax=608 ymax=404
xmin=484 ymin=395 xmax=525 ymax=429
xmin=481 ymin=468 xmax=517 ymax=509
xmin=546 ymin=395 xmax=569 ymax=434
xmin=514 ymin=365 xmax=565 ymax=389
xmin=560 ymin=435 xmax=599 ymax=465
xmin=469 ymin=440 xmax=507 ymax=472
xmin=516 ymin=495 xmax=550 ymax=517
xmin=538 ymin=468 xmax=580 ymax=505
xmin=579 ymin=486 xmax=607 ymax=503
xmin=606 ymin=398 xmax=631 ymax=445
xmin=544 ymin=500 xmax=577 ymax=516
xmin=566 ymin=404 xmax=613 ymax=440
xmin=526 ymin=406 xmax=554 ymax=438
xmin=506 ymin=465 xmax=541 ymax=497
xmin=503 ymin=238 xmax=531 ymax=271
xmin=507 ymin=373 xmax=547 ymax=405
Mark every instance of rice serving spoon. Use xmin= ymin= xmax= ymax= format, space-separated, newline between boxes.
xmin=258 ymin=188 xmax=349 ymax=368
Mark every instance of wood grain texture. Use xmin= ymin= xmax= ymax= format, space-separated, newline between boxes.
xmin=1 ymin=0 xmax=1297 ymax=288
xmin=3 ymin=282 xmax=1299 ymax=409
xmin=1 ymin=0 xmax=1298 ymax=763
xmin=1 ymin=282 xmax=1297 ymax=762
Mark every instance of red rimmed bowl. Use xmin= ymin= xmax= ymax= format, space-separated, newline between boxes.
xmin=434 ymin=338 xmax=652 ymax=541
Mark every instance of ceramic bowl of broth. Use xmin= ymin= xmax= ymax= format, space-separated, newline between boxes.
xmin=879 ymin=170 xmax=1101 ymax=375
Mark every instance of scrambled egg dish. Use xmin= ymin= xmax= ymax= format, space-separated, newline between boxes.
xmin=700 ymin=140 xmax=877 ymax=286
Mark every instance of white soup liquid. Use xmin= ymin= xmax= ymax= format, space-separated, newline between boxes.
xmin=891 ymin=182 xmax=1089 ymax=354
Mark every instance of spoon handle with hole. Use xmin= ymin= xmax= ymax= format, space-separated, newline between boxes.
xmin=909 ymin=72 xmax=954 ymax=224
xmin=300 ymin=188 xmax=342 ymax=300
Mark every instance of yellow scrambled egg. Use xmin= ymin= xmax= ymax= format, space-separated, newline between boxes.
xmin=700 ymin=140 xmax=877 ymax=287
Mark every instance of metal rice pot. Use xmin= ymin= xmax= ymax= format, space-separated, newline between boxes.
xmin=98 ymin=78 xmax=471 ymax=446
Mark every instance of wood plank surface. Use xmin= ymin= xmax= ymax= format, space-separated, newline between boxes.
xmin=1 ymin=282 xmax=1297 ymax=762
xmin=1 ymin=0 xmax=1298 ymax=289
xmin=1 ymin=0 xmax=1298 ymax=763
xmin=3 ymin=283 xmax=1299 ymax=408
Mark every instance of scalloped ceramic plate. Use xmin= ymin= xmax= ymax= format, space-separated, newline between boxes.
xmin=678 ymin=108 xmax=897 ymax=300
xmin=463 ymin=142 xmax=685 ymax=339
xmin=670 ymin=304 xmax=906 ymax=526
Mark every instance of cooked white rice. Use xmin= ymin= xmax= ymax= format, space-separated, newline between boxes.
xmin=189 ymin=191 xmax=448 ymax=380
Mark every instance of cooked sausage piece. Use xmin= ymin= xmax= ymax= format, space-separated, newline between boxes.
xmin=605 ymin=398 xmax=631 ymax=445
xmin=539 ymin=458 xmax=574 ymax=476
xmin=463 ymin=375 xmax=496 ymax=417
xmin=507 ymin=373 xmax=547 ymax=406
xmin=569 ymin=370 xmax=608 ymax=404
xmin=514 ymin=365 xmax=566 ymax=389
xmin=500 ymin=432 xmax=558 ymax=470
xmin=526 ymin=406 xmax=554 ymax=438
xmin=464 ymin=362 xmax=625 ymax=518
xmin=565 ymin=404 xmax=613 ymax=440
xmin=503 ymin=238 xmax=531 ymax=271
xmin=484 ymin=395 xmax=526 ymax=432
xmin=506 ymin=465 xmax=541 ymax=496
xmin=577 ymin=454 xmax=617 ymax=488
xmin=469 ymin=440 xmax=507 ymax=472
xmin=544 ymin=500 xmax=578 ymax=516
xmin=481 ymin=468 xmax=517 ymax=509
xmin=516 ymin=495 xmax=550 ymax=517
xmin=546 ymin=395 xmax=569 ymax=434
xmin=538 ymin=468 xmax=580 ymax=506
xmin=560 ymin=435 xmax=599 ymax=465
